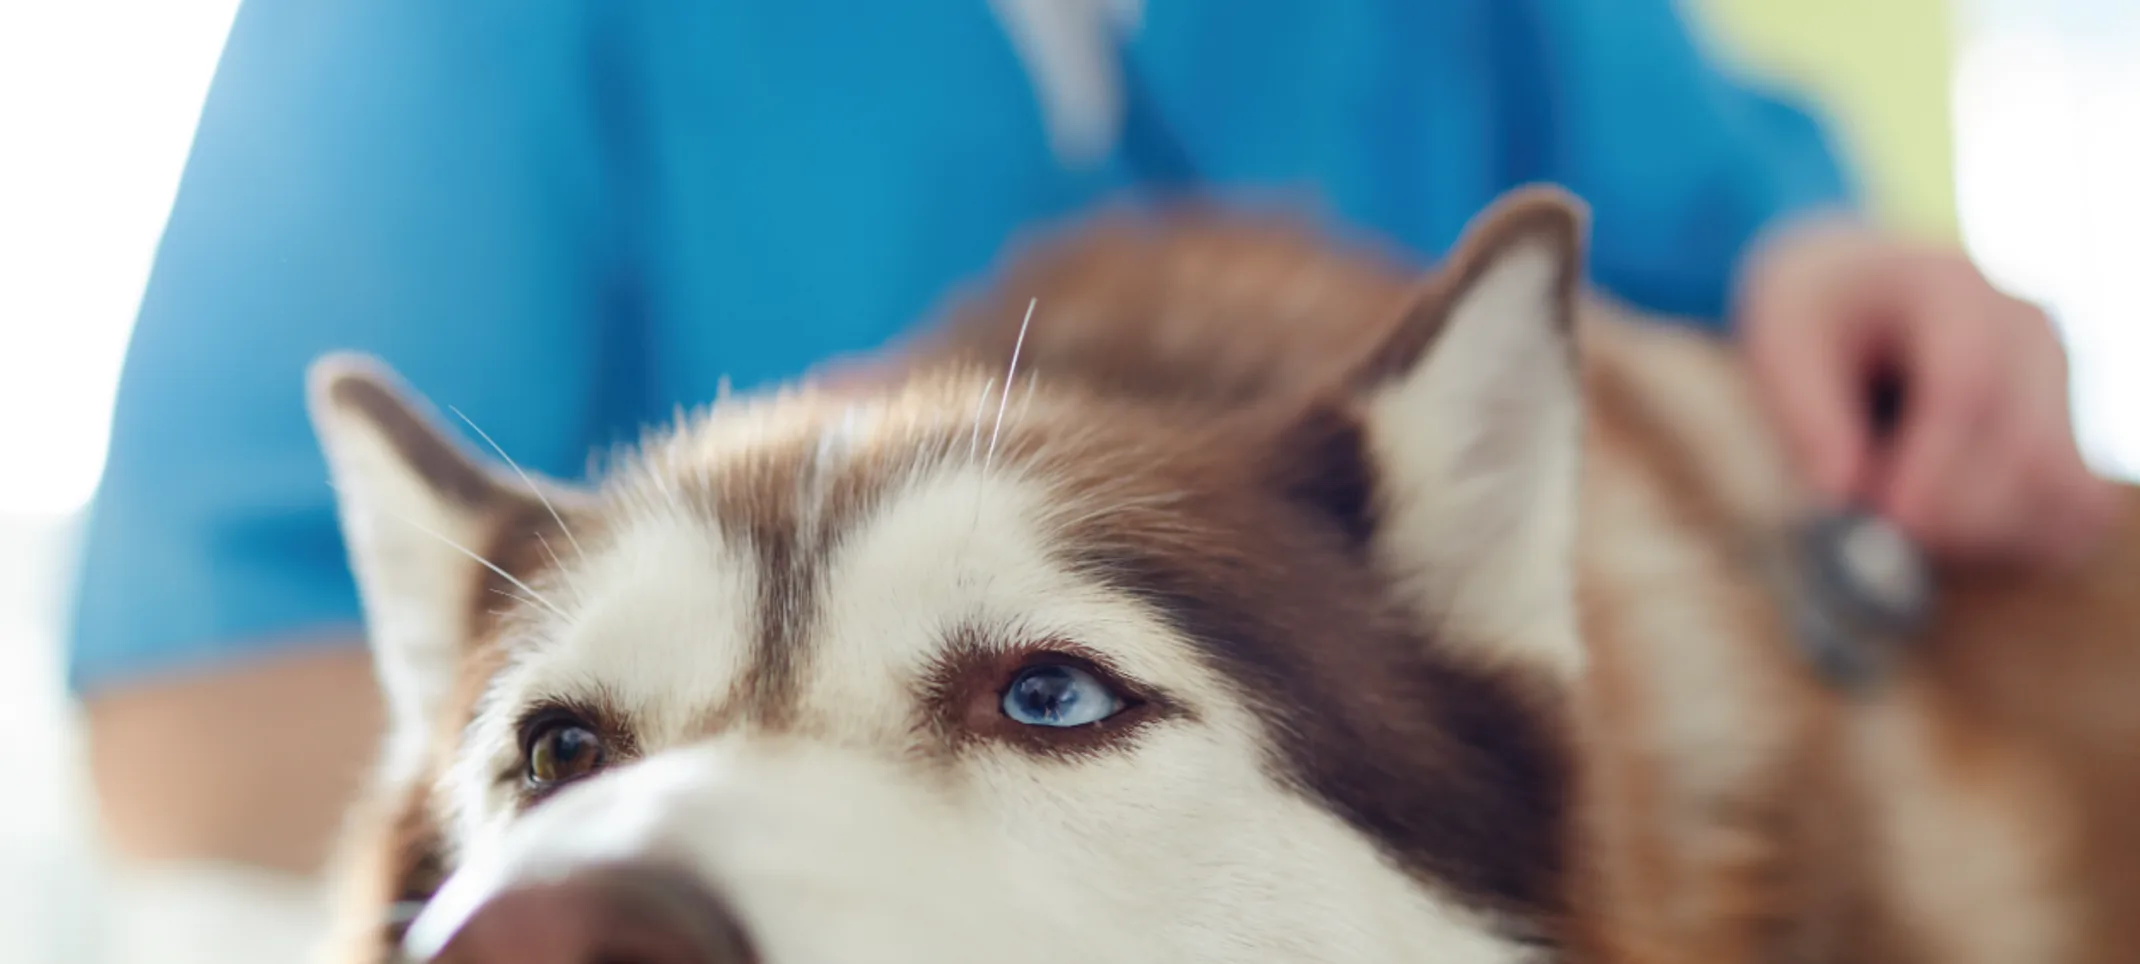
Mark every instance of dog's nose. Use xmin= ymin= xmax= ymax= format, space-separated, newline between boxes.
xmin=419 ymin=863 xmax=753 ymax=964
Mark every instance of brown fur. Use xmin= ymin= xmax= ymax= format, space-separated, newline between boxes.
xmin=317 ymin=189 xmax=2140 ymax=963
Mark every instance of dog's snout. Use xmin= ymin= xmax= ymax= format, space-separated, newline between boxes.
xmin=419 ymin=863 xmax=753 ymax=964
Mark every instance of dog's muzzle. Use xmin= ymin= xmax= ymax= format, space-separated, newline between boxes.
xmin=405 ymin=861 xmax=754 ymax=964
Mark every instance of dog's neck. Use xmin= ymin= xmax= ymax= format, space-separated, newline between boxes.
xmin=1561 ymin=312 xmax=1855 ymax=960
xmin=1570 ymin=306 xmax=2140 ymax=963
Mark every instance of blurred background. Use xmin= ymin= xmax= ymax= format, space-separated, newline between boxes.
xmin=0 ymin=0 xmax=2133 ymax=959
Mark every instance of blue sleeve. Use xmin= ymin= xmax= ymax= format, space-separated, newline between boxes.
xmin=1501 ymin=0 xmax=1860 ymax=327
xmin=67 ymin=0 xmax=631 ymax=693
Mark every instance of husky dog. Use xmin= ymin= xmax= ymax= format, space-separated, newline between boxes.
xmin=310 ymin=187 xmax=2140 ymax=964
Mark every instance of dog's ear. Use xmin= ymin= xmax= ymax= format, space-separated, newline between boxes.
xmin=1348 ymin=186 xmax=1588 ymax=680
xmin=307 ymin=355 xmax=579 ymax=750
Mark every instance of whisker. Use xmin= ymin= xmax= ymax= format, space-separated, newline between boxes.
xmin=488 ymin=585 xmax=542 ymax=610
xmin=966 ymin=376 xmax=1000 ymax=534
xmin=968 ymin=377 xmax=998 ymax=465
xmin=374 ymin=505 xmax=571 ymax=622
xmin=531 ymin=531 xmax=566 ymax=575
xmin=450 ymin=406 xmax=588 ymax=564
xmin=984 ymin=297 xmax=1037 ymax=471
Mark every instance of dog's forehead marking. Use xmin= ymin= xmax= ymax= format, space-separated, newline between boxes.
xmin=486 ymin=400 xmax=1237 ymax=742
xmin=800 ymin=460 xmax=1239 ymax=736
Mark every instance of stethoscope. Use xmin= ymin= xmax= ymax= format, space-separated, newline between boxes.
xmin=1778 ymin=377 xmax=1939 ymax=693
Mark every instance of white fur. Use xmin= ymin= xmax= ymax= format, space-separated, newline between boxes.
xmin=1362 ymin=240 xmax=1585 ymax=680
xmin=440 ymin=499 xmax=758 ymax=853
xmin=420 ymin=461 xmax=1534 ymax=963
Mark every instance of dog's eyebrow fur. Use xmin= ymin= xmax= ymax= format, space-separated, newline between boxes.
xmin=669 ymin=416 xmax=959 ymax=727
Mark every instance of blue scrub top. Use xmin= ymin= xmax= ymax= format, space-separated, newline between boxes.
xmin=68 ymin=0 xmax=1854 ymax=693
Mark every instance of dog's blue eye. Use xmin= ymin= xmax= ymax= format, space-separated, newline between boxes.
xmin=1002 ymin=664 xmax=1122 ymax=727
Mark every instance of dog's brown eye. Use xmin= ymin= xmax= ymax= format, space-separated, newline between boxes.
xmin=527 ymin=719 xmax=605 ymax=785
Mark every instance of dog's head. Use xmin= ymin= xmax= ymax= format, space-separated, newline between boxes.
xmin=311 ymin=190 xmax=1594 ymax=964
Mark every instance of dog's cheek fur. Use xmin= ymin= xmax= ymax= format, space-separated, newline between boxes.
xmin=1019 ymin=410 xmax=1570 ymax=936
xmin=1064 ymin=525 xmax=1569 ymax=928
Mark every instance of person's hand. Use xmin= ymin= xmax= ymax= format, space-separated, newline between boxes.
xmin=1736 ymin=215 xmax=2121 ymax=568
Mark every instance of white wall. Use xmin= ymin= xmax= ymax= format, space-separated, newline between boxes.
xmin=0 ymin=5 xmax=241 ymax=962
xmin=1954 ymin=0 xmax=2140 ymax=482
